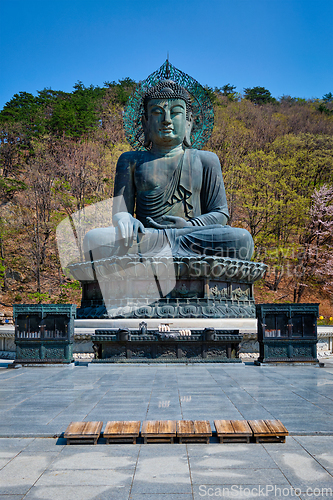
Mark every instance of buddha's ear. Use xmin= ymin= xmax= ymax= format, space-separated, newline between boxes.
xmin=142 ymin=115 xmax=151 ymax=148
xmin=183 ymin=112 xmax=193 ymax=148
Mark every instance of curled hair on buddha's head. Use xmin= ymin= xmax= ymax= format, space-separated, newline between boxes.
xmin=142 ymin=80 xmax=193 ymax=148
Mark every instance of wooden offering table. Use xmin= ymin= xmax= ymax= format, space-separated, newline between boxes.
xmin=248 ymin=420 xmax=289 ymax=443
xmin=141 ymin=420 xmax=177 ymax=443
xmin=177 ymin=420 xmax=212 ymax=443
xmin=64 ymin=421 xmax=103 ymax=445
xmin=214 ymin=420 xmax=252 ymax=443
xmin=104 ymin=421 xmax=141 ymax=444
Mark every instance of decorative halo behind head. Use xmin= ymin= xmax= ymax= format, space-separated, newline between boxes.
xmin=123 ymin=60 xmax=214 ymax=151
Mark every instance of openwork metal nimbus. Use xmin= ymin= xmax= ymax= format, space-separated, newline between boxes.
xmin=123 ymin=60 xmax=214 ymax=151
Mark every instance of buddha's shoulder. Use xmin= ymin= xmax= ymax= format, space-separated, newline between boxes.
xmin=191 ymin=149 xmax=220 ymax=166
xmin=117 ymin=150 xmax=150 ymax=167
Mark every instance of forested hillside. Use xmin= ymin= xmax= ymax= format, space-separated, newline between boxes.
xmin=1 ymin=81 xmax=333 ymax=318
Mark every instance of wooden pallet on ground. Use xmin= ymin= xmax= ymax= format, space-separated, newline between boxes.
xmin=177 ymin=420 xmax=212 ymax=443
xmin=248 ymin=419 xmax=288 ymax=443
xmin=214 ymin=420 xmax=252 ymax=443
xmin=64 ymin=421 xmax=103 ymax=445
xmin=104 ymin=421 xmax=141 ymax=444
xmin=141 ymin=420 xmax=177 ymax=443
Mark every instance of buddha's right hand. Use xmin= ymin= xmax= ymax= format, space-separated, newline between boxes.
xmin=113 ymin=212 xmax=145 ymax=247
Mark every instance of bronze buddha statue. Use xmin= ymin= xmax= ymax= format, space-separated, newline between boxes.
xmin=83 ymin=79 xmax=254 ymax=262
xmin=67 ymin=62 xmax=266 ymax=320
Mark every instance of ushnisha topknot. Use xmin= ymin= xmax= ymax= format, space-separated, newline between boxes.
xmin=143 ymin=80 xmax=192 ymax=120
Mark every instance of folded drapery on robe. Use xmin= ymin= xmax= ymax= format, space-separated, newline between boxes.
xmin=113 ymin=148 xmax=229 ymax=227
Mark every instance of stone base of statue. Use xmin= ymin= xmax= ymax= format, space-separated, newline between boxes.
xmin=69 ymin=255 xmax=266 ymax=320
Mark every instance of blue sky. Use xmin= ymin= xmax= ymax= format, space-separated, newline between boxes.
xmin=0 ymin=0 xmax=332 ymax=109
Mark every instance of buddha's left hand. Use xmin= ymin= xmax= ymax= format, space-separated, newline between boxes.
xmin=146 ymin=215 xmax=192 ymax=229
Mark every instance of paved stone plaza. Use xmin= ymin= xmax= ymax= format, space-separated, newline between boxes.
xmin=1 ymin=362 xmax=333 ymax=499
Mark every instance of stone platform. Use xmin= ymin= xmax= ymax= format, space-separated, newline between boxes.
xmin=69 ymin=255 xmax=267 ymax=320
xmin=1 ymin=363 xmax=333 ymax=498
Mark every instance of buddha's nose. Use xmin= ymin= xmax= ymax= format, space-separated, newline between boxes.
xmin=162 ymin=111 xmax=171 ymax=123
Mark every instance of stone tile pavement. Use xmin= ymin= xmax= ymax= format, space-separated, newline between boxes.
xmin=0 ymin=362 xmax=333 ymax=498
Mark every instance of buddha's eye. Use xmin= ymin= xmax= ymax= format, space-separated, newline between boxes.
xmin=150 ymin=108 xmax=163 ymax=115
xmin=171 ymin=107 xmax=184 ymax=115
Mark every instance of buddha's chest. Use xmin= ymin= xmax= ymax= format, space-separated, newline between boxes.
xmin=134 ymin=158 xmax=180 ymax=192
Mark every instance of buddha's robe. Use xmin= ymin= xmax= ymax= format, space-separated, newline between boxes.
xmin=130 ymin=148 xmax=228 ymax=226
xmin=83 ymin=148 xmax=254 ymax=261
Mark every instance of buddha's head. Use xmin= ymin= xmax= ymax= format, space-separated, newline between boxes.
xmin=142 ymin=80 xmax=193 ymax=149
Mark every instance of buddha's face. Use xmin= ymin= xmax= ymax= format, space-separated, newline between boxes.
xmin=146 ymin=98 xmax=189 ymax=148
